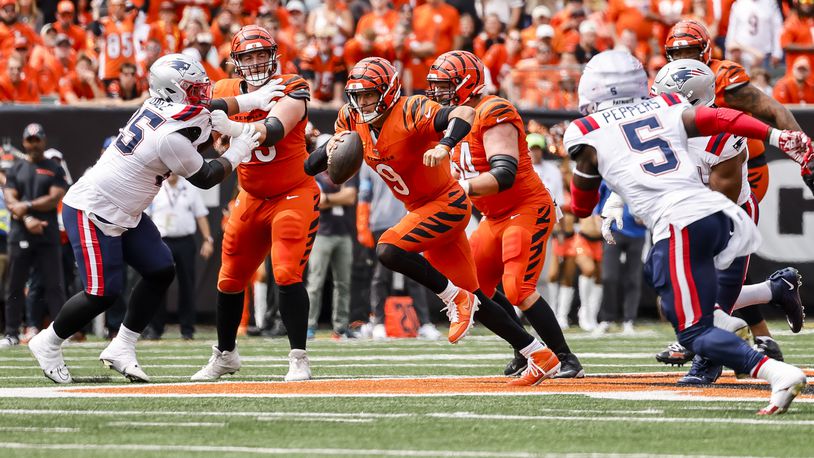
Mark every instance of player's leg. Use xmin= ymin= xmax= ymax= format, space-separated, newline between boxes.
xmin=270 ymin=188 xmax=320 ymax=381
xmin=574 ymin=235 xmax=598 ymax=331
xmin=555 ymin=238 xmax=577 ymax=329
xmin=30 ymin=206 xmax=125 ymax=383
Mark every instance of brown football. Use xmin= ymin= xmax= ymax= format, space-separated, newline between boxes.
xmin=327 ymin=131 xmax=364 ymax=184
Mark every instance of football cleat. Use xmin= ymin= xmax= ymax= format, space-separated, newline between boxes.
xmin=755 ymin=336 xmax=784 ymax=361
xmin=656 ymin=342 xmax=695 ymax=366
xmin=284 ymin=349 xmax=312 ymax=381
xmin=768 ymin=267 xmax=805 ymax=333
xmin=504 ymin=350 xmax=528 ymax=377
xmin=99 ymin=341 xmax=151 ymax=383
xmin=677 ymin=355 xmax=722 ymax=386
xmin=441 ymin=289 xmax=479 ymax=344
xmin=191 ymin=345 xmax=241 ymax=381
xmin=757 ymin=359 xmax=807 ymax=415
xmin=28 ymin=332 xmax=72 ymax=384
xmin=417 ymin=323 xmax=442 ymax=340
xmin=553 ymin=352 xmax=585 ymax=378
xmin=507 ymin=347 xmax=560 ymax=386
xmin=0 ymin=335 xmax=20 ymax=349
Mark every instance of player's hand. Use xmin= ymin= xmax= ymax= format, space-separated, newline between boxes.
xmin=200 ymin=239 xmax=214 ymax=259
xmin=600 ymin=192 xmax=624 ymax=245
xmin=357 ymin=228 xmax=375 ymax=248
xmin=326 ymin=131 xmax=352 ymax=165
xmin=235 ymin=78 xmax=285 ymax=112
xmin=24 ymin=216 xmax=47 ymax=235
xmin=773 ymin=130 xmax=810 ymax=165
xmin=226 ymin=124 xmax=261 ymax=163
xmin=211 ymin=110 xmax=243 ymax=138
xmin=423 ymin=145 xmax=450 ymax=167
xmin=8 ymin=202 xmax=28 ymax=218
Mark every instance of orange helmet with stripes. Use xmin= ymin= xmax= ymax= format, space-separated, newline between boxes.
xmin=665 ymin=20 xmax=712 ymax=64
xmin=426 ymin=50 xmax=485 ymax=106
xmin=231 ymin=25 xmax=278 ymax=87
xmin=345 ymin=57 xmax=401 ymax=124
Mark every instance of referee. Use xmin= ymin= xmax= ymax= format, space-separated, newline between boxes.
xmin=145 ymin=173 xmax=213 ymax=340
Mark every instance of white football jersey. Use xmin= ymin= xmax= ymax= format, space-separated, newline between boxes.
xmin=563 ymin=94 xmax=737 ymax=243
xmin=688 ymin=134 xmax=750 ymax=206
xmin=63 ymin=98 xmax=212 ymax=229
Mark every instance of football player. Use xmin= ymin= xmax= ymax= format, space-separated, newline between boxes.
xmin=306 ymin=57 xmax=561 ymax=386
xmin=29 ymin=53 xmax=272 ymax=384
xmin=191 ymin=25 xmax=319 ymax=382
xmin=567 ymin=50 xmax=809 ymax=415
xmin=649 ymin=59 xmax=805 ymax=384
xmin=663 ymin=20 xmax=810 ymax=362
xmin=425 ymin=50 xmax=584 ymax=379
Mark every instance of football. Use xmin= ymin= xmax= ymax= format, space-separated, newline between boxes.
xmin=327 ymin=131 xmax=364 ymax=184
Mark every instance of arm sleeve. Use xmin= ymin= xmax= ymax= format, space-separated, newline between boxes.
xmin=693 ymin=106 xmax=771 ymax=140
xmin=304 ymin=141 xmax=329 ymax=176
xmin=159 ymin=132 xmax=206 ymax=178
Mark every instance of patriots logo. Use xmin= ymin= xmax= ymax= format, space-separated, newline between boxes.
xmin=167 ymin=60 xmax=191 ymax=73
xmin=671 ymin=68 xmax=707 ymax=90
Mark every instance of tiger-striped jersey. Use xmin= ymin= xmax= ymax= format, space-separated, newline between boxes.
xmin=709 ymin=59 xmax=764 ymax=160
xmin=213 ymin=74 xmax=312 ymax=199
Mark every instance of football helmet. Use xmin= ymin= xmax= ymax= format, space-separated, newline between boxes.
xmin=577 ymin=50 xmax=648 ymax=114
xmin=345 ymin=57 xmax=401 ymax=124
xmin=231 ymin=25 xmax=278 ymax=87
xmin=148 ymin=53 xmax=212 ymax=105
xmin=651 ymin=59 xmax=715 ymax=107
xmin=665 ymin=19 xmax=712 ymax=64
xmin=426 ymin=50 xmax=485 ymax=106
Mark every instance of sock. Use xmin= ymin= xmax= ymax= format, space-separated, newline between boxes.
xmin=523 ymin=296 xmax=570 ymax=354
xmin=279 ymin=282 xmax=309 ymax=350
xmin=491 ymin=290 xmax=524 ymax=327
xmin=53 ymin=291 xmax=117 ymax=339
xmin=437 ymin=281 xmax=458 ymax=303
xmin=377 ymin=243 xmax=448 ymax=293
xmin=519 ymin=338 xmax=544 ymax=358
xmin=122 ymin=268 xmax=175 ymax=333
xmin=546 ymin=282 xmax=559 ymax=311
xmin=733 ymin=281 xmax=772 ymax=310
xmin=41 ymin=323 xmax=65 ymax=347
xmin=114 ymin=325 xmax=140 ymax=348
xmin=578 ymin=276 xmax=592 ymax=315
xmin=557 ymin=286 xmax=574 ymax=322
xmin=474 ymin=290 xmax=534 ymax=350
xmin=253 ymin=281 xmax=268 ymax=329
xmin=588 ymin=282 xmax=603 ymax=324
xmin=217 ymin=291 xmax=245 ymax=352
xmin=713 ymin=308 xmax=748 ymax=333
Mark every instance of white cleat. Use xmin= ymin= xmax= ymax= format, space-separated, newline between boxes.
xmin=417 ymin=323 xmax=442 ymax=340
xmin=99 ymin=341 xmax=150 ymax=383
xmin=372 ymin=323 xmax=387 ymax=340
xmin=284 ymin=349 xmax=311 ymax=381
xmin=28 ymin=332 xmax=72 ymax=384
xmin=757 ymin=360 xmax=807 ymax=415
xmin=191 ymin=345 xmax=241 ymax=381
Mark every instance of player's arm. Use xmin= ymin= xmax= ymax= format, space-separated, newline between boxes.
xmin=305 ymin=107 xmax=353 ymax=176
xmin=723 ymin=83 xmax=802 ymax=131
xmin=423 ymin=105 xmax=476 ymax=167
xmin=163 ymin=127 xmax=258 ymax=189
xmin=709 ymin=151 xmax=746 ymax=203
xmin=207 ymin=79 xmax=286 ymax=116
xmin=568 ymin=144 xmax=602 ymax=219
xmin=460 ymin=123 xmax=519 ymax=196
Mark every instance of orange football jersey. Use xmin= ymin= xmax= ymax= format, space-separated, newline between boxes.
xmin=300 ymin=45 xmax=346 ymax=102
xmin=709 ymin=58 xmax=764 ymax=159
xmin=98 ymin=15 xmax=137 ymax=80
xmin=451 ymin=95 xmax=548 ymax=219
xmin=213 ymin=74 xmax=313 ymax=199
xmin=336 ymin=96 xmax=454 ymax=211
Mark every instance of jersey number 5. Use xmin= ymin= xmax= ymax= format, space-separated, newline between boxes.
xmin=621 ymin=116 xmax=680 ymax=175
xmin=115 ymin=109 xmax=165 ymax=156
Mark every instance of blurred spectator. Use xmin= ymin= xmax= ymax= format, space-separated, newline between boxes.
xmin=281 ymin=0 xmax=307 ymax=44
xmin=647 ymin=54 xmax=667 ymax=87
xmin=144 ymin=174 xmax=213 ymax=341
xmin=58 ymin=52 xmax=105 ymax=104
xmin=301 ymin=26 xmax=347 ymax=108
xmin=573 ymin=20 xmax=600 ymax=63
xmin=210 ymin=8 xmax=237 ymax=50
xmin=781 ymin=0 xmax=814 ymax=81
xmin=475 ymin=0 xmax=524 ymax=31
xmin=256 ymin=11 xmax=297 ymax=71
xmin=726 ymin=0 xmax=783 ymax=70
xmin=223 ymin=0 xmax=251 ymax=26
xmin=681 ymin=0 xmax=719 ymax=45
xmin=458 ymin=12 xmax=476 ymax=52
xmin=0 ymin=53 xmax=39 ymax=103
xmin=52 ymin=0 xmax=87 ymax=52
xmin=95 ymin=0 xmax=137 ymax=89
xmin=408 ymin=0 xmax=461 ymax=94
xmin=356 ymin=0 xmax=398 ymax=42
xmin=306 ymin=171 xmax=358 ymax=340
xmin=149 ymin=1 xmax=182 ymax=54
xmin=183 ymin=33 xmax=227 ymax=81
xmin=344 ymin=28 xmax=396 ymax=71
xmin=510 ymin=43 xmax=579 ymax=109
xmin=0 ymin=123 xmax=67 ymax=349
xmin=473 ymin=13 xmax=504 ymax=59
xmin=521 ymin=5 xmax=551 ymax=47
xmin=750 ymin=66 xmax=773 ymax=95
xmin=527 ymin=133 xmax=563 ymax=206
xmin=0 ymin=0 xmax=40 ymax=58
xmin=307 ymin=0 xmax=354 ymax=40
xmin=773 ymin=56 xmax=814 ymax=104
xmin=16 ymin=0 xmax=41 ymax=31
xmin=607 ymin=0 xmax=655 ymax=58
xmin=551 ymin=0 xmax=586 ymax=54
xmin=140 ymin=38 xmax=163 ymax=75
xmin=107 ymin=61 xmax=148 ymax=103
xmin=31 ymin=29 xmax=73 ymax=97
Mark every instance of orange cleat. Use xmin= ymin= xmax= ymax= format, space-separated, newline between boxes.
xmin=507 ymin=347 xmax=561 ymax=386
xmin=442 ymin=289 xmax=479 ymax=344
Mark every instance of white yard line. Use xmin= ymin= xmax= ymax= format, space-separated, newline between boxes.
xmin=426 ymin=412 xmax=814 ymax=426
xmin=105 ymin=421 xmax=225 ymax=428
xmin=0 ymin=426 xmax=79 ymax=432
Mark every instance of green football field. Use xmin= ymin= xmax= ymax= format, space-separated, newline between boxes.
xmin=0 ymin=322 xmax=813 ymax=457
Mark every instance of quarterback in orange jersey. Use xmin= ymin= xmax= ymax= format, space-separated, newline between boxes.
xmin=426 ymin=51 xmax=583 ymax=383
xmin=665 ymin=19 xmax=813 ymax=201
xmin=306 ymin=57 xmax=560 ymax=385
xmin=191 ymin=25 xmax=320 ymax=383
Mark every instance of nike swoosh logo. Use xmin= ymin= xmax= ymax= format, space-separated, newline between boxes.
xmin=497 ymin=117 xmax=507 ymax=123
xmin=425 ymin=110 xmax=433 ymax=119
xmin=781 ymin=278 xmax=795 ymax=291
xmin=510 ymin=214 xmax=520 ymax=220
xmin=56 ymin=366 xmax=69 ymax=381
xmin=729 ymin=76 xmax=739 ymax=83
xmin=286 ymin=195 xmax=299 ymax=200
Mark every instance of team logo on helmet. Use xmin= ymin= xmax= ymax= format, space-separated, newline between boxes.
xmin=167 ymin=59 xmax=191 ymax=72
xmin=670 ymin=68 xmax=708 ymax=90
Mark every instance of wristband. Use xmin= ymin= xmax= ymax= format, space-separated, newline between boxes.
xmin=25 ymin=201 xmax=32 ymax=209
xmin=767 ymin=128 xmax=781 ymax=148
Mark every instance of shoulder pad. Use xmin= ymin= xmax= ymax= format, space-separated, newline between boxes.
xmin=280 ymin=74 xmax=311 ymax=101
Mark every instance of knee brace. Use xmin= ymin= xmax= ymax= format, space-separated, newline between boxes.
xmin=501 ymin=226 xmax=531 ymax=305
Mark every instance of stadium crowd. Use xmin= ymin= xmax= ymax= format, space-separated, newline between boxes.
xmin=4 ymin=0 xmax=814 ymax=107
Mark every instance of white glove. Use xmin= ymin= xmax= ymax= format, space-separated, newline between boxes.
xmin=234 ymin=78 xmax=286 ymax=112
xmin=600 ymin=191 xmax=625 ymax=245
xmin=211 ymin=110 xmax=243 ymax=138
xmin=222 ymin=124 xmax=260 ymax=168
xmin=769 ymin=129 xmax=810 ymax=165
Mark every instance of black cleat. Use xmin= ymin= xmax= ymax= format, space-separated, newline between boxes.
xmin=677 ymin=355 xmax=722 ymax=386
xmin=768 ymin=267 xmax=805 ymax=333
xmin=553 ymin=352 xmax=585 ymax=378
xmin=656 ymin=342 xmax=694 ymax=366
xmin=755 ymin=336 xmax=784 ymax=361
xmin=504 ymin=350 xmax=527 ymax=376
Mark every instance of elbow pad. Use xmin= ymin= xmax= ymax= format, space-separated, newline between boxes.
xmin=261 ymin=117 xmax=286 ymax=147
xmin=304 ymin=142 xmax=329 ymax=176
xmin=570 ymin=179 xmax=600 ymax=218
xmin=439 ymin=118 xmax=473 ymax=149
xmin=487 ymin=155 xmax=518 ymax=191
xmin=187 ymin=158 xmax=227 ymax=189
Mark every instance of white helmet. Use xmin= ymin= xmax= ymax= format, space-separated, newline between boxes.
xmin=148 ymin=53 xmax=212 ymax=105
xmin=650 ymin=59 xmax=715 ymax=107
xmin=578 ymin=50 xmax=648 ymax=114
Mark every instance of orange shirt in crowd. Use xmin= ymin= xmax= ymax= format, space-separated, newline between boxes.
xmin=411 ymin=1 xmax=460 ymax=91
xmin=98 ymin=14 xmax=137 ymax=80
xmin=607 ymin=0 xmax=654 ymax=44
xmin=682 ymin=0 xmax=734 ymax=38
xmin=202 ymin=59 xmax=227 ymax=81
xmin=58 ymin=71 xmax=103 ymax=102
xmin=52 ymin=21 xmax=87 ymax=52
xmin=0 ymin=21 xmax=40 ymax=58
xmin=0 ymin=70 xmax=40 ymax=103
xmin=355 ymin=9 xmax=399 ymax=39
xmin=149 ymin=20 xmax=182 ymax=54
xmin=343 ymin=37 xmax=395 ymax=70
xmin=773 ymin=75 xmax=814 ymax=104
xmin=781 ymin=13 xmax=814 ymax=79
xmin=30 ymin=45 xmax=75 ymax=95
xmin=299 ymin=45 xmax=346 ymax=102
